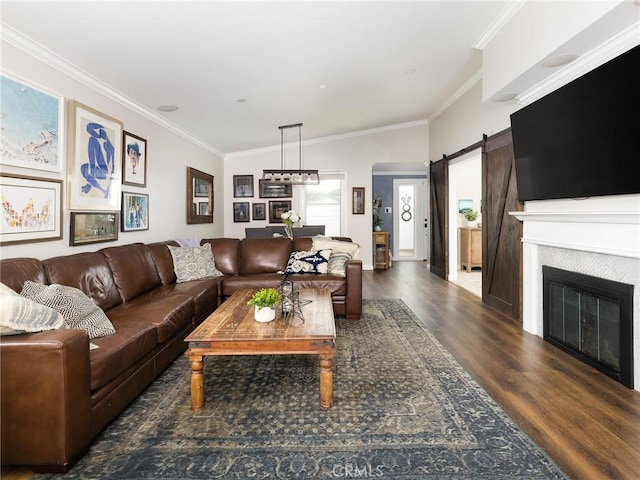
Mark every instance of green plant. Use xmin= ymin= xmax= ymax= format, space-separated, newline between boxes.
xmin=463 ymin=209 xmax=478 ymax=222
xmin=247 ymin=288 xmax=281 ymax=309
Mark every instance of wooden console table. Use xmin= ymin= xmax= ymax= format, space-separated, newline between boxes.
xmin=373 ymin=231 xmax=390 ymax=269
xmin=460 ymin=227 xmax=482 ymax=272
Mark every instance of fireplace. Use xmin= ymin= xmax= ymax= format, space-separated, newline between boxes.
xmin=543 ymin=266 xmax=634 ymax=388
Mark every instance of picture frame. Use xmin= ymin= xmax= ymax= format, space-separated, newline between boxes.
xmin=0 ymin=173 xmax=63 ymax=245
xmin=186 ymin=167 xmax=213 ymax=224
xmin=233 ymin=202 xmax=250 ymax=222
xmin=259 ymin=180 xmax=292 ymax=198
xmin=233 ymin=175 xmax=254 ymax=198
xmin=70 ymin=211 xmax=119 ymax=246
xmin=67 ymin=100 xmax=123 ymax=211
xmin=268 ymin=200 xmax=291 ymax=223
xmin=252 ymin=202 xmax=266 ymax=221
xmin=122 ymin=131 xmax=147 ymax=187
xmin=458 ymin=199 xmax=473 ymax=213
xmin=121 ymin=192 xmax=149 ymax=231
xmin=0 ymin=73 xmax=65 ymax=173
xmin=352 ymin=187 xmax=365 ymax=214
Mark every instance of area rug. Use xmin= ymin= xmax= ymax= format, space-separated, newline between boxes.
xmin=35 ymin=299 xmax=567 ymax=479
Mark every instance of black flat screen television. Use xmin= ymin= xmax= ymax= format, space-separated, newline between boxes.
xmin=511 ymin=45 xmax=640 ymax=202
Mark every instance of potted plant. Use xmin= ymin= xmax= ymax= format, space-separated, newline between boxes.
xmin=463 ymin=209 xmax=479 ymax=227
xmin=247 ymin=288 xmax=281 ymax=322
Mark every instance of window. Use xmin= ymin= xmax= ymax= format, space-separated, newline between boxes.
xmin=301 ymin=171 xmax=346 ymax=237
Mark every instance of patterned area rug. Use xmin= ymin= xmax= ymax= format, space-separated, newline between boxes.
xmin=35 ymin=299 xmax=567 ymax=479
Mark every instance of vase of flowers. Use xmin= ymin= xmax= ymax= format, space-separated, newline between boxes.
xmin=280 ymin=210 xmax=302 ymax=240
xmin=247 ymin=288 xmax=281 ymax=322
xmin=372 ymin=196 xmax=383 ymax=231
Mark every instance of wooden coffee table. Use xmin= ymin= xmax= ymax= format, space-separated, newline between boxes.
xmin=184 ymin=287 xmax=336 ymax=411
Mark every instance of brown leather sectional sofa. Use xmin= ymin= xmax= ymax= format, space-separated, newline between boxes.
xmin=0 ymin=236 xmax=362 ymax=472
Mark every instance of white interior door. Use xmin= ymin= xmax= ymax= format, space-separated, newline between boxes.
xmin=393 ymin=178 xmax=427 ymax=261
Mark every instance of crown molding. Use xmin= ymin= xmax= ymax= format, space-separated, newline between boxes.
xmin=472 ymin=0 xmax=527 ymax=51
xmin=428 ymin=69 xmax=482 ymax=123
xmin=1 ymin=23 xmax=224 ymax=157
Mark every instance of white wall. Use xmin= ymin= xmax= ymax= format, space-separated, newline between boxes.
xmin=0 ymin=41 xmax=224 ymax=261
xmin=223 ymin=122 xmax=429 ymax=268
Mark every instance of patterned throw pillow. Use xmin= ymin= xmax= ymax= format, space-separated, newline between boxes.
xmin=168 ymin=243 xmax=223 ymax=283
xmin=0 ymin=282 xmax=66 ymax=336
xmin=19 ymin=281 xmax=115 ymax=339
xmin=284 ymin=249 xmax=332 ymax=274
xmin=312 ymin=238 xmax=360 ymax=276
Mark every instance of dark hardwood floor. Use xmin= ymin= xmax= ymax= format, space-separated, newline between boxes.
xmin=3 ymin=261 xmax=639 ymax=479
xmin=365 ymin=261 xmax=640 ymax=480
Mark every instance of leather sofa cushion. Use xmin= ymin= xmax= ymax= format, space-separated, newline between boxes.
xmin=107 ymin=292 xmax=194 ymax=344
xmin=155 ymin=280 xmax=220 ymax=321
xmin=148 ymin=241 xmax=179 ymax=285
xmin=285 ymin=274 xmax=347 ymax=296
xmin=88 ymin=318 xmax=157 ymax=392
xmin=238 ymin=238 xmax=291 ymax=274
xmin=101 ymin=243 xmax=162 ymax=302
xmin=221 ymin=274 xmax=286 ymax=297
xmin=201 ymin=238 xmax=240 ymax=275
xmin=43 ymin=252 xmax=122 ymax=311
xmin=0 ymin=258 xmax=47 ymax=293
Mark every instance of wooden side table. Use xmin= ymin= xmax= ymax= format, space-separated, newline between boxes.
xmin=460 ymin=227 xmax=482 ymax=272
xmin=373 ymin=231 xmax=390 ymax=269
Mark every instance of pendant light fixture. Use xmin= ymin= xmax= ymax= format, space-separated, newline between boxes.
xmin=262 ymin=123 xmax=320 ymax=185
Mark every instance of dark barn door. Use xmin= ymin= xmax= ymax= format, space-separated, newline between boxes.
xmin=429 ymin=159 xmax=447 ymax=279
xmin=482 ymin=130 xmax=522 ymax=320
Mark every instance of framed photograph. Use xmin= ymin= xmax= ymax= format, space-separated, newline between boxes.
xmin=252 ymin=202 xmax=266 ymax=221
xmin=198 ymin=202 xmax=209 ymax=215
xmin=122 ymin=131 xmax=147 ymax=187
xmin=352 ymin=187 xmax=365 ymax=214
xmin=121 ymin=192 xmax=149 ymax=231
xmin=0 ymin=73 xmax=64 ymax=173
xmin=70 ymin=212 xmax=119 ymax=246
xmin=233 ymin=175 xmax=254 ymax=198
xmin=67 ymin=100 xmax=123 ymax=211
xmin=269 ymin=200 xmax=291 ymax=223
xmin=0 ymin=173 xmax=63 ymax=245
xmin=259 ymin=180 xmax=292 ymax=198
xmin=233 ymin=202 xmax=250 ymax=222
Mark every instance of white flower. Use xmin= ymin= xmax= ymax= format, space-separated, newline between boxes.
xmin=281 ymin=210 xmax=301 ymax=224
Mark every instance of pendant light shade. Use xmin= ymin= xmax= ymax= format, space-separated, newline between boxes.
xmin=262 ymin=123 xmax=320 ymax=185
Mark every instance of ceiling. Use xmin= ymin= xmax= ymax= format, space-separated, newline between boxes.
xmin=1 ymin=1 xmax=512 ymax=154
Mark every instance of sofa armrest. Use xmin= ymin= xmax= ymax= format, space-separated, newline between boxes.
xmin=344 ymin=259 xmax=363 ymax=319
xmin=0 ymin=329 xmax=93 ymax=472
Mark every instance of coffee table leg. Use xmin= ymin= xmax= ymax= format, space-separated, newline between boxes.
xmin=319 ymin=353 xmax=334 ymax=409
xmin=189 ymin=355 xmax=205 ymax=411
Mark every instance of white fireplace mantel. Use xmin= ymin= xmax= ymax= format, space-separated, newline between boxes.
xmin=510 ymin=196 xmax=640 ymax=391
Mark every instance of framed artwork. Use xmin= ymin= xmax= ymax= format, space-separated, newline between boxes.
xmin=0 ymin=173 xmax=63 ymax=245
xmin=70 ymin=212 xmax=119 ymax=246
xmin=233 ymin=202 xmax=250 ymax=222
xmin=269 ymin=200 xmax=291 ymax=223
xmin=0 ymin=73 xmax=64 ymax=173
xmin=186 ymin=167 xmax=213 ymax=224
xmin=233 ymin=175 xmax=254 ymax=198
xmin=122 ymin=131 xmax=147 ymax=187
xmin=458 ymin=199 xmax=473 ymax=213
xmin=121 ymin=192 xmax=149 ymax=232
xmin=67 ymin=100 xmax=123 ymax=211
xmin=259 ymin=180 xmax=292 ymax=198
xmin=352 ymin=187 xmax=365 ymax=214
xmin=252 ymin=202 xmax=266 ymax=221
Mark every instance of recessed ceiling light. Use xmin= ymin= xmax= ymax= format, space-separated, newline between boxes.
xmin=236 ymin=98 xmax=248 ymax=103
xmin=492 ymin=93 xmax=517 ymax=102
xmin=319 ymin=84 xmax=328 ymax=90
xmin=157 ymin=104 xmax=178 ymax=112
xmin=542 ymin=54 xmax=578 ymax=68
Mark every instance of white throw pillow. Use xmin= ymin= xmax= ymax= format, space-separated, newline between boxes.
xmin=312 ymin=238 xmax=360 ymax=276
xmin=284 ymin=249 xmax=332 ymax=274
xmin=20 ymin=281 xmax=115 ymax=339
xmin=0 ymin=282 xmax=66 ymax=336
xmin=168 ymin=243 xmax=223 ymax=283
